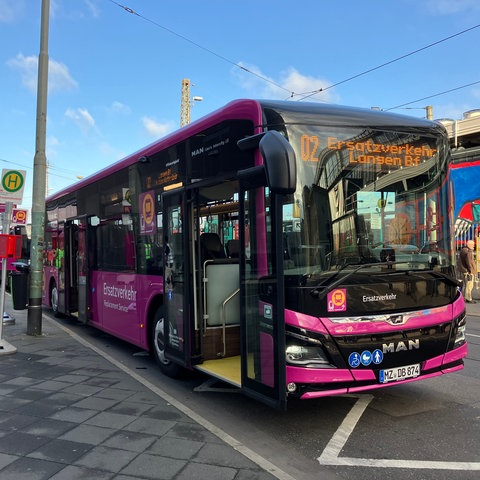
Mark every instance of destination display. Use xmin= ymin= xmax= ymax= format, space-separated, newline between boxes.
xmin=300 ymin=133 xmax=438 ymax=168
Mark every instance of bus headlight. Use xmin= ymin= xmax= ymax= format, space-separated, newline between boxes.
xmin=285 ymin=343 xmax=330 ymax=367
xmin=453 ymin=313 xmax=467 ymax=348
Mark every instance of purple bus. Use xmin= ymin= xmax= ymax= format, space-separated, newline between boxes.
xmin=42 ymin=99 xmax=467 ymax=408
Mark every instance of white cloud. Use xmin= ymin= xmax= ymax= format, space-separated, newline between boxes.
xmin=50 ymin=0 xmax=100 ymax=20
xmin=47 ymin=135 xmax=60 ymax=148
xmin=431 ymin=103 xmax=476 ymax=121
xmin=83 ymin=0 xmax=101 ymax=18
xmin=7 ymin=54 xmax=78 ymax=94
xmin=65 ymin=107 xmax=95 ymax=131
xmin=232 ymin=62 xmax=339 ymax=103
xmin=109 ymin=101 xmax=131 ymax=115
xmin=142 ymin=116 xmax=174 ymax=137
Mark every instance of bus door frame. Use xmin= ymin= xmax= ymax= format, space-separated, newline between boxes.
xmin=161 ymin=188 xmax=195 ymax=369
xmin=75 ymin=216 xmax=89 ymax=323
xmin=236 ymin=130 xmax=296 ymax=409
xmin=60 ymin=219 xmax=80 ymax=317
xmin=55 ymin=222 xmax=66 ymax=314
xmin=238 ymin=173 xmax=287 ymax=409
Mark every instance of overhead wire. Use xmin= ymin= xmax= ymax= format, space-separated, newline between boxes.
xmin=0 ymin=157 xmax=83 ymax=183
xmin=106 ymin=0 xmax=294 ymax=96
xmin=385 ymin=80 xmax=480 ymax=111
xmin=107 ymin=1 xmax=479 ymax=107
xmin=293 ymin=23 xmax=480 ymax=101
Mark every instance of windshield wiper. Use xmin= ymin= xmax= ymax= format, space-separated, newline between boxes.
xmin=411 ymin=269 xmax=461 ymax=288
xmin=310 ymin=262 xmax=391 ymax=298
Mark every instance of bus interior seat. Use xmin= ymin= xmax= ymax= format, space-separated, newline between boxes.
xmin=226 ymin=239 xmax=240 ymax=258
xmin=200 ymin=232 xmax=226 ymax=261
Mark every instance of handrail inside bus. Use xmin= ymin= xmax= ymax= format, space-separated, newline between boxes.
xmin=220 ymin=288 xmax=240 ymax=358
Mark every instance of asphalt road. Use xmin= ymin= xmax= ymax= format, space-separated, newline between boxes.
xmin=45 ymin=310 xmax=480 ymax=480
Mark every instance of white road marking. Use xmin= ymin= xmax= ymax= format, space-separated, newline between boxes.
xmin=318 ymin=394 xmax=480 ymax=470
xmin=318 ymin=394 xmax=373 ymax=462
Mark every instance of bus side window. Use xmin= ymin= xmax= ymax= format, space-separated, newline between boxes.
xmin=96 ymin=222 xmax=135 ymax=272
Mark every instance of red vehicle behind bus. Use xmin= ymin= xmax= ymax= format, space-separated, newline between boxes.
xmin=43 ymin=100 xmax=467 ymax=408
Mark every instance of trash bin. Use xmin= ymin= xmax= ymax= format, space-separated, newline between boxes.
xmin=10 ymin=262 xmax=29 ymax=310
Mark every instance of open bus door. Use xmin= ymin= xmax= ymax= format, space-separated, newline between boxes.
xmin=238 ymin=181 xmax=286 ymax=409
xmin=161 ymin=189 xmax=195 ymax=370
xmin=75 ymin=217 xmax=89 ymax=323
xmin=237 ymin=130 xmax=297 ymax=409
xmin=58 ymin=219 xmax=86 ymax=320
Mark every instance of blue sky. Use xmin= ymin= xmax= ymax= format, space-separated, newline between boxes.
xmin=1 ymin=0 xmax=480 ymax=212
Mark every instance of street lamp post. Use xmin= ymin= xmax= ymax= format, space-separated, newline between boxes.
xmin=27 ymin=0 xmax=50 ymax=335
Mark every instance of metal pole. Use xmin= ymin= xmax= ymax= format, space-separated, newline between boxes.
xmin=426 ymin=106 xmax=433 ymax=120
xmin=27 ymin=0 xmax=50 ymax=336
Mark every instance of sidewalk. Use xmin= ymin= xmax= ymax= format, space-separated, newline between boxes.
xmin=0 ymin=296 xmax=279 ymax=480
xmin=467 ymin=283 xmax=480 ymax=316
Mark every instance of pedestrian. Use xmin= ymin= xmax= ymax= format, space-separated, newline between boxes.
xmin=459 ymin=240 xmax=476 ymax=303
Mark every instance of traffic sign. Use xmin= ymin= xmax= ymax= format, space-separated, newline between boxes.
xmin=0 ymin=170 xmax=26 ymax=203
xmin=12 ymin=208 xmax=28 ymax=225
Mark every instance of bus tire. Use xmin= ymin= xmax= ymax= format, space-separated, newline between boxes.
xmin=151 ymin=306 xmax=181 ymax=378
xmin=50 ymin=282 xmax=59 ymax=315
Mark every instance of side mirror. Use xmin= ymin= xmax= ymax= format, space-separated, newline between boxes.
xmin=237 ymin=131 xmax=296 ymax=194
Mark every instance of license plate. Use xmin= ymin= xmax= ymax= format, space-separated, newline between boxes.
xmin=379 ymin=363 xmax=420 ymax=383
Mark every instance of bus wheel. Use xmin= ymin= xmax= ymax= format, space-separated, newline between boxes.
xmin=50 ymin=282 xmax=59 ymax=315
xmin=151 ymin=306 xmax=181 ymax=378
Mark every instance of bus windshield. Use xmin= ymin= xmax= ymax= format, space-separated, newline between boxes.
xmin=280 ymin=124 xmax=452 ymax=278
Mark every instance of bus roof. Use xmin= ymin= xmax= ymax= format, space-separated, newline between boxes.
xmin=47 ymin=99 xmax=445 ymax=202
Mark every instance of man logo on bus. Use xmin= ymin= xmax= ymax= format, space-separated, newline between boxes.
xmin=327 ymin=288 xmax=347 ymax=312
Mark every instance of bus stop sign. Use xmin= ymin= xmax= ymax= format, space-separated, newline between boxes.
xmin=0 ymin=170 xmax=26 ymax=203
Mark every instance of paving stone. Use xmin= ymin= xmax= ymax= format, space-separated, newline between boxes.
xmin=84 ymin=411 xmax=137 ymax=429
xmin=101 ymin=430 xmax=157 ymax=452
xmin=119 ymin=452 xmax=186 ymax=479
xmin=123 ymin=417 xmax=175 ymax=436
xmin=27 ymin=438 xmax=92 ymax=464
xmin=195 ymin=443 xmax=262 ymax=469
xmin=0 ymin=432 xmax=51 ymax=456
xmin=0 ymin=456 xmax=64 ymax=480
xmin=71 ymin=395 xmax=120 ymax=411
xmin=175 ymin=461 xmax=237 ymax=480
xmin=0 ymin=413 xmax=39 ymax=432
xmin=59 ymin=424 xmax=116 ymax=445
xmin=74 ymin=445 xmax=138 ymax=472
xmin=106 ymin=400 xmax=154 ymax=417
xmin=20 ymin=418 xmax=77 ymax=438
xmin=49 ymin=406 xmax=98 ymax=423
xmin=147 ymin=436 xmax=204 ymax=459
